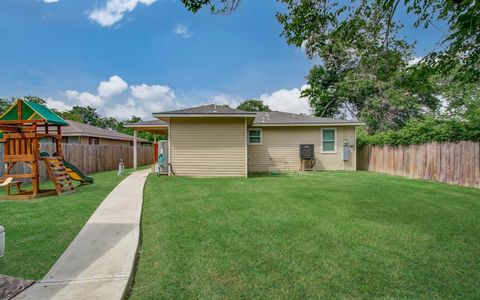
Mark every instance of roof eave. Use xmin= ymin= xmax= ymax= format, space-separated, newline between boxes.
xmin=62 ymin=133 xmax=149 ymax=142
xmin=251 ymin=122 xmax=366 ymax=127
xmin=123 ymin=124 xmax=169 ymax=128
xmin=153 ymin=113 xmax=256 ymax=118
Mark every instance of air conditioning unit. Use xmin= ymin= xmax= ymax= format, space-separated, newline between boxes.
xmin=299 ymin=144 xmax=314 ymax=160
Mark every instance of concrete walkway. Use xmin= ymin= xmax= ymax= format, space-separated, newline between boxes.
xmin=16 ymin=169 xmax=149 ymax=300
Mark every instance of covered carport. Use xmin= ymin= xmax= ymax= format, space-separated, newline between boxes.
xmin=124 ymin=120 xmax=168 ymax=170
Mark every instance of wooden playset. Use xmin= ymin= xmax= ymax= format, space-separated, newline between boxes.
xmin=0 ymin=99 xmax=77 ymax=200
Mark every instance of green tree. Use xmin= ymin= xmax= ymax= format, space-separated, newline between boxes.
xmin=237 ymin=100 xmax=271 ymax=112
xmin=0 ymin=98 xmax=12 ymax=114
xmin=23 ymin=95 xmax=47 ymax=105
xmin=58 ymin=106 xmax=102 ymax=126
xmin=122 ymin=116 xmax=156 ymax=142
xmin=277 ymin=2 xmax=439 ymax=131
xmin=180 ymin=0 xmax=479 ymax=83
xmin=434 ymin=68 xmax=480 ymax=118
xmin=0 ymin=96 xmax=48 ymax=115
xmin=180 ymin=0 xmax=240 ymax=13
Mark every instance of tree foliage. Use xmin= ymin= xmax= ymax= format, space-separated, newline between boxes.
xmin=237 ymin=99 xmax=271 ymax=112
xmin=179 ymin=0 xmax=479 ymax=134
xmin=179 ymin=0 xmax=479 ymax=83
xmin=278 ymin=2 xmax=441 ymax=131
xmin=357 ymin=113 xmax=480 ymax=146
xmin=180 ymin=0 xmax=240 ymax=13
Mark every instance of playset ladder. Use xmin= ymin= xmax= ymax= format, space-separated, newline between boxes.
xmin=43 ymin=157 xmax=76 ymax=195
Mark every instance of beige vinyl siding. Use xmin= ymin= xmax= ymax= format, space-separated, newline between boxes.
xmin=248 ymin=126 xmax=356 ymax=172
xmin=170 ymin=117 xmax=247 ymax=177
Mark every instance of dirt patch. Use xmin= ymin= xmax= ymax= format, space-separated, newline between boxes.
xmin=0 ymin=275 xmax=34 ymax=300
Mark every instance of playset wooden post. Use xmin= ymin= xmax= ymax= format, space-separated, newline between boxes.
xmin=0 ymin=99 xmax=75 ymax=200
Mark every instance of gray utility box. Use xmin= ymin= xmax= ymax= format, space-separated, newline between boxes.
xmin=343 ymin=144 xmax=350 ymax=161
xmin=0 ymin=225 xmax=4 ymax=257
xmin=299 ymin=144 xmax=315 ymax=159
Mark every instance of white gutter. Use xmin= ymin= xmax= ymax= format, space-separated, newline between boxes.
xmin=251 ymin=123 xmax=366 ymax=127
xmin=152 ymin=114 xmax=256 ymax=118
xmin=123 ymin=124 xmax=168 ymax=128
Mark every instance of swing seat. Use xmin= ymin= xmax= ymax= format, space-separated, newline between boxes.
xmin=0 ymin=177 xmax=23 ymax=193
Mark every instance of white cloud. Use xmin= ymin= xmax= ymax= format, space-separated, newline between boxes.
xmin=116 ymin=83 xmax=180 ymax=119
xmin=64 ymin=90 xmax=80 ymax=99
xmin=61 ymin=76 xmax=182 ymax=119
xmin=130 ymin=84 xmax=175 ymax=101
xmin=43 ymin=0 xmax=59 ymax=3
xmin=98 ymin=75 xmax=128 ymax=98
xmin=64 ymin=90 xmax=104 ymax=108
xmin=210 ymin=93 xmax=242 ymax=108
xmin=260 ymin=85 xmax=310 ymax=114
xmin=45 ymin=97 xmax=72 ymax=111
xmin=108 ymin=99 xmax=151 ymax=119
xmin=173 ymin=24 xmax=192 ymax=38
xmin=88 ymin=0 xmax=157 ymax=27
xmin=56 ymin=75 xmax=312 ymax=120
xmin=408 ymin=56 xmax=422 ymax=66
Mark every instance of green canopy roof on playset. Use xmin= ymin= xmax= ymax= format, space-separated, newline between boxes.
xmin=0 ymin=99 xmax=68 ymax=126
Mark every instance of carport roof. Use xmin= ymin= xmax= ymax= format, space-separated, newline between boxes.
xmin=123 ymin=120 xmax=168 ymax=127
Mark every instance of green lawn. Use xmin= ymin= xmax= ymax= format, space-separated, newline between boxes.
xmin=0 ymin=168 xmax=134 ymax=280
xmin=130 ymin=172 xmax=480 ymax=299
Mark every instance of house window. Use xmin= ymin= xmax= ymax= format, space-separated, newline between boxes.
xmin=89 ymin=137 xmax=100 ymax=145
xmin=321 ymin=128 xmax=336 ymax=153
xmin=62 ymin=137 xmax=69 ymax=144
xmin=248 ymin=129 xmax=262 ymax=145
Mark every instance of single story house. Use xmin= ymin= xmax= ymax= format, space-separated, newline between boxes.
xmin=125 ymin=104 xmax=364 ymax=177
xmin=43 ymin=119 xmax=149 ymax=146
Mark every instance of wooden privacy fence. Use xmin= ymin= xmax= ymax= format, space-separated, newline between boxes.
xmin=0 ymin=143 xmax=153 ymax=182
xmin=357 ymin=141 xmax=480 ymax=188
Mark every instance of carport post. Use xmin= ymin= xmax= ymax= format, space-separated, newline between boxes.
xmin=133 ymin=130 xmax=138 ymax=170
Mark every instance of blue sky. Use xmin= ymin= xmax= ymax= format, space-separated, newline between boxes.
xmin=0 ymin=0 xmax=446 ymax=119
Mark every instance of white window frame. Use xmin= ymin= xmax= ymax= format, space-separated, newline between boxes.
xmin=321 ymin=128 xmax=337 ymax=153
xmin=248 ymin=128 xmax=263 ymax=145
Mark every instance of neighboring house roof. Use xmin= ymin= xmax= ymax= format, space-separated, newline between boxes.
xmin=63 ymin=120 xmax=148 ymax=142
xmin=153 ymin=104 xmax=256 ymax=117
xmin=253 ymin=111 xmax=364 ymax=126
xmin=0 ymin=99 xmax=68 ymax=126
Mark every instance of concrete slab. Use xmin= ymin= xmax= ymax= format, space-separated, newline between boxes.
xmin=15 ymin=169 xmax=149 ymax=300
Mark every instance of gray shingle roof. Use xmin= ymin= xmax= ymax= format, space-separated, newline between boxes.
xmin=123 ymin=120 xmax=168 ymax=127
xmin=151 ymin=104 xmax=363 ymax=125
xmin=154 ymin=104 xmax=256 ymax=115
xmin=63 ymin=120 xmax=148 ymax=142
xmin=253 ymin=111 xmax=362 ymax=125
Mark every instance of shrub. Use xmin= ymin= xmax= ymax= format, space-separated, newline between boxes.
xmin=357 ymin=113 xmax=480 ymax=146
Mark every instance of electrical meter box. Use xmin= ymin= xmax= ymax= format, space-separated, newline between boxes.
xmin=343 ymin=142 xmax=350 ymax=161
